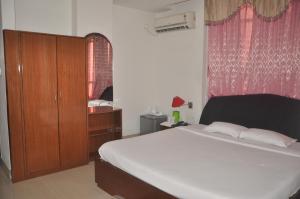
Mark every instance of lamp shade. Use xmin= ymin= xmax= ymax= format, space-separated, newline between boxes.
xmin=172 ymin=96 xmax=185 ymax=108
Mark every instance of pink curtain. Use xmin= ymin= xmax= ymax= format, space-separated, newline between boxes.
xmin=208 ymin=0 xmax=300 ymax=99
xmin=87 ymin=36 xmax=113 ymax=100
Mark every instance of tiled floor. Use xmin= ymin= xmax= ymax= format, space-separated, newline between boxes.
xmin=0 ymin=162 xmax=113 ymax=199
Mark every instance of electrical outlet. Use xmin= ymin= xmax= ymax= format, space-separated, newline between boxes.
xmin=188 ymin=101 xmax=193 ymax=109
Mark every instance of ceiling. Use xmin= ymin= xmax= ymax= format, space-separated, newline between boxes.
xmin=113 ymin=0 xmax=192 ymax=12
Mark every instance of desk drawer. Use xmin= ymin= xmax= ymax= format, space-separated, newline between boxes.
xmin=89 ymin=130 xmax=115 ymax=160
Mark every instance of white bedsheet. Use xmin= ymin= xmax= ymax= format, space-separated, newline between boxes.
xmin=88 ymin=100 xmax=112 ymax=107
xmin=99 ymin=124 xmax=300 ymax=199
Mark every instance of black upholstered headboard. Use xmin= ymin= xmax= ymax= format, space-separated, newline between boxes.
xmin=199 ymin=94 xmax=300 ymax=140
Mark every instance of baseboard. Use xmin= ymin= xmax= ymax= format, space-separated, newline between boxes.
xmin=0 ymin=158 xmax=11 ymax=179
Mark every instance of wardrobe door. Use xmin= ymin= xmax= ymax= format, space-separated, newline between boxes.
xmin=4 ymin=30 xmax=26 ymax=182
xmin=57 ymin=36 xmax=88 ymax=168
xmin=21 ymin=33 xmax=60 ymax=175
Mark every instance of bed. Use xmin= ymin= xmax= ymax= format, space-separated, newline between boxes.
xmin=95 ymin=94 xmax=300 ymax=199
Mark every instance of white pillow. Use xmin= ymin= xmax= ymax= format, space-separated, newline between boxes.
xmin=204 ymin=122 xmax=248 ymax=138
xmin=240 ymin=128 xmax=297 ymax=147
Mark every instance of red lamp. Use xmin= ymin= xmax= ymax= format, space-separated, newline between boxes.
xmin=171 ymin=96 xmax=193 ymax=124
xmin=171 ymin=96 xmax=193 ymax=108
xmin=172 ymin=96 xmax=185 ymax=108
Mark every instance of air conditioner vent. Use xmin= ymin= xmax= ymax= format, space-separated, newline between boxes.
xmin=154 ymin=12 xmax=195 ymax=33
xmin=156 ymin=25 xmax=190 ymax=33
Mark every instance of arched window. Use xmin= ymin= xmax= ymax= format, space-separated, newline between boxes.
xmin=86 ymin=33 xmax=113 ymax=100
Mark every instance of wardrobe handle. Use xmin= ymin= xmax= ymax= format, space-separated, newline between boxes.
xmin=54 ymin=95 xmax=57 ymax=102
xmin=18 ymin=64 xmax=21 ymax=74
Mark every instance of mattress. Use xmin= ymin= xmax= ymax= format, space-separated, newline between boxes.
xmin=99 ymin=124 xmax=300 ymax=199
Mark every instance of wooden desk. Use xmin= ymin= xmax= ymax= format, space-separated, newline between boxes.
xmin=88 ymin=106 xmax=122 ymax=160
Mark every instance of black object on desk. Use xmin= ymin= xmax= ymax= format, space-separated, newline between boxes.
xmin=171 ymin=121 xmax=189 ymax=127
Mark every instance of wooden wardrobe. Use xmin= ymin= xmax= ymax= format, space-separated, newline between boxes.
xmin=4 ymin=30 xmax=88 ymax=182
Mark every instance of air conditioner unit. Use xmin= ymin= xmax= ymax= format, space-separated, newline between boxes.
xmin=154 ymin=12 xmax=195 ymax=33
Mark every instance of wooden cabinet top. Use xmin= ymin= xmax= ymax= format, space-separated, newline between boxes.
xmin=88 ymin=106 xmax=121 ymax=115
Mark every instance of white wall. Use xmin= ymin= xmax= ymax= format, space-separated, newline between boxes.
xmin=0 ymin=0 xmax=206 ymax=157
xmin=1 ymin=0 xmax=15 ymax=29
xmin=112 ymin=0 xmax=205 ymax=133
xmin=1 ymin=0 xmax=113 ymax=38
xmin=112 ymin=5 xmax=156 ymax=135
xmin=14 ymin=0 xmax=72 ymax=35
xmin=153 ymin=0 xmax=205 ymax=124
xmin=0 ymin=0 xmax=11 ymax=170
xmin=1 ymin=0 xmax=72 ymax=35
xmin=75 ymin=0 xmax=113 ymax=40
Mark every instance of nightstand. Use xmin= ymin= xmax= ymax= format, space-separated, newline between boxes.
xmin=140 ymin=114 xmax=167 ymax=135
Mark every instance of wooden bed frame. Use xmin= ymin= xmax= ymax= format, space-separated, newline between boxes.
xmin=95 ymin=94 xmax=300 ymax=199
